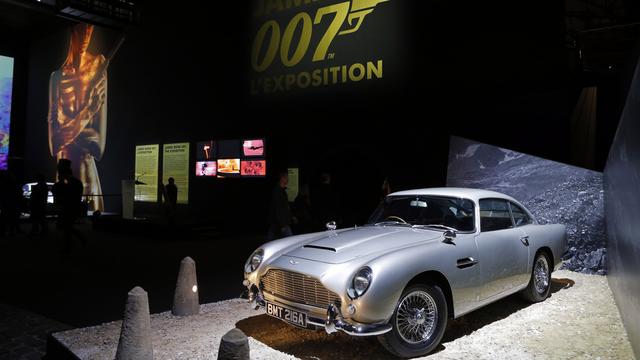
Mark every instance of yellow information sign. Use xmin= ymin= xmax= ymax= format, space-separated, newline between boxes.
xmin=163 ymin=143 xmax=190 ymax=204
xmin=286 ymin=168 xmax=299 ymax=202
xmin=134 ymin=144 xmax=159 ymax=202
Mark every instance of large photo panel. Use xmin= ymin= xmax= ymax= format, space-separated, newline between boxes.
xmin=447 ymin=136 xmax=605 ymax=274
xmin=0 ymin=55 xmax=14 ymax=170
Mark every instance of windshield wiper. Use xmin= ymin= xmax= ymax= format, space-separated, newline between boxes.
xmin=412 ymin=224 xmax=458 ymax=232
xmin=374 ymin=221 xmax=412 ymax=227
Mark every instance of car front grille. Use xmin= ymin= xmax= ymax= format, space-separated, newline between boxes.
xmin=260 ymin=269 xmax=341 ymax=309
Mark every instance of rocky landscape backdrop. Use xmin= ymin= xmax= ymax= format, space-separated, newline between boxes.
xmin=447 ymin=136 xmax=606 ymax=274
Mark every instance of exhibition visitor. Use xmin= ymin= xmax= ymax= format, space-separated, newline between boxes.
xmin=162 ymin=177 xmax=178 ymax=225
xmin=267 ymin=171 xmax=293 ymax=240
xmin=53 ymin=159 xmax=85 ymax=250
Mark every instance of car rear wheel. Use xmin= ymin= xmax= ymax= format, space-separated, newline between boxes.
xmin=521 ymin=252 xmax=552 ymax=302
xmin=378 ymin=284 xmax=448 ymax=358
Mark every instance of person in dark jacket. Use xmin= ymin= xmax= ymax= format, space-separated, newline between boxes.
xmin=162 ymin=177 xmax=178 ymax=225
xmin=267 ymin=171 xmax=293 ymax=240
xmin=53 ymin=160 xmax=85 ymax=250
xmin=292 ymin=184 xmax=313 ymax=234
xmin=30 ymin=174 xmax=49 ymax=236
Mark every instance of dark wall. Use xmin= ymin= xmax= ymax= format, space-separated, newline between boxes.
xmin=604 ymin=58 xmax=640 ymax=358
xmin=20 ymin=1 xmax=582 ymax=231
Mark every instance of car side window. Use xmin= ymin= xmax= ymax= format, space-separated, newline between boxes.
xmin=479 ymin=199 xmax=513 ymax=232
xmin=510 ymin=202 xmax=532 ymax=227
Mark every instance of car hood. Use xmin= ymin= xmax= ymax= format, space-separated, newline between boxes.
xmin=285 ymin=226 xmax=442 ymax=264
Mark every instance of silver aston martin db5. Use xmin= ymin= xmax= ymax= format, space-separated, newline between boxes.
xmin=243 ymin=188 xmax=567 ymax=357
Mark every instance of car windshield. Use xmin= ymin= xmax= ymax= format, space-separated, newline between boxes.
xmin=367 ymin=195 xmax=476 ymax=232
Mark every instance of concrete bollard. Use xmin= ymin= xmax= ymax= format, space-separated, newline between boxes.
xmin=115 ymin=286 xmax=153 ymax=360
xmin=217 ymin=328 xmax=250 ymax=360
xmin=172 ymin=256 xmax=200 ymax=316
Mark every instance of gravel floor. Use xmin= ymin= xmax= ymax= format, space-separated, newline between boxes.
xmin=53 ymin=270 xmax=634 ymax=359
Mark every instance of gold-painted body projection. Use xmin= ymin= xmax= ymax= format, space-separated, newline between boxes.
xmin=48 ymin=23 xmax=107 ymax=212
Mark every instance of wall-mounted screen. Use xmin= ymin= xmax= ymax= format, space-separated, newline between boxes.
xmin=196 ymin=141 xmax=216 ymax=161
xmin=218 ymin=140 xmax=241 ymax=159
xmin=217 ymin=159 xmax=240 ymax=176
xmin=243 ymin=139 xmax=265 ymax=157
xmin=0 ymin=55 xmax=14 ymax=170
xmin=241 ymin=160 xmax=266 ymax=176
xmin=195 ymin=161 xmax=217 ymax=177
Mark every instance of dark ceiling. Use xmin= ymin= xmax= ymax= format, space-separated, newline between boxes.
xmin=0 ymin=0 xmax=71 ymax=41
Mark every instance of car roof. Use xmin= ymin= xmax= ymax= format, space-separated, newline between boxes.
xmin=388 ymin=187 xmax=518 ymax=203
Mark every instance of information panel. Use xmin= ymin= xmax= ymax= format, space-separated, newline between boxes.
xmin=286 ymin=168 xmax=299 ymax=202
xmin=163 ymin=143 xmax=190 ymax=204
xmin=134 ymin=144 xmax=159 ymax=202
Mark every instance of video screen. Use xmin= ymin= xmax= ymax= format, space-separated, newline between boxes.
xmin=196 ymin=141 xmax=215 ymax=161
xmin=0 ymin=55 xmax=14 ymax=170
xmin=195 ymin=161 xmax=217 ymax=177
xmin=241 ymin=160 xmax=266 ymax=176
xmin=217 ymin=159 xmax=240 ymax=176
xmin=243 ymin=139 xmax=265 ymax=157
xmin=217 ymin=140 xmax=241 ymax=159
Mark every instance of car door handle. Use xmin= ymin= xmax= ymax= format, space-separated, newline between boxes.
xmin=520 ymin=236 xmax=530 ymax=246
xmin=456 ymin=257 xmax=478 ymax=269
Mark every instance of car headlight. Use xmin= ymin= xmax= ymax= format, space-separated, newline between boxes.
xmin=348 ymin=267 xmax=372 ymax=299
xmin=245 ymin=249 xmax=264 ymax=273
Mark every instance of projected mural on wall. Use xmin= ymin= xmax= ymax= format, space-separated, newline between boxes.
xmin=47 ymin=23 xmax=123 ymax=212
xmin=0 ymin=55 xmax=14 ymax=170
xmin=447 ymin=136 xmax=606 ymax=274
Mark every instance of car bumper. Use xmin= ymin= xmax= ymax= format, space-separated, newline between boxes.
xmin=247 ymin=283 xmax=391 ymax=337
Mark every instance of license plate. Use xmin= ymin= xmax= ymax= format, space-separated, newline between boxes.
xmin=265 ymin=302 xmax=307 ymax=328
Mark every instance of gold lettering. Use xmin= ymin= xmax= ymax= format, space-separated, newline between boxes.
xmin=251 ymin=60 xmax=383 ymax=94
xmin=312 ymin=69 xmax=323 ymax=86
xmin=312 ymin=2 xmax=350 ymax=61
xmin=286 ymin=74 xmax=296 ymax=89
xmin=367 ymin=59 xmax=383 ymax=79
xmin=329 ymin=66 xmax=340 ymax=84
xmin=297 ymin=72 xmax=312 ymax=88
xmin=265 ymin=0 xmax=285 ymax=15
xmin=255 ymin=0 xmax=323 ymax=18
xmin=349 ymin=62 xmax=365 ymax=81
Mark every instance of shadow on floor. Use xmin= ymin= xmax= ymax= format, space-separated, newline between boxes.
xmin=236 ymin=277 xmax=575 ymax=359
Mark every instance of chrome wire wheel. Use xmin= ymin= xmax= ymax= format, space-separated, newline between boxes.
xmin=534 ymin=255 xmax=550 ymax=294
xmin=395 ymin=290 xmax=438 ymax=344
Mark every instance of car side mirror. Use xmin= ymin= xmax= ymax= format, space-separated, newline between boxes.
xmin=326 ymin=221 xmax=337 ymax=231
xmin=443 ymin=230 xmax=456 ymax=244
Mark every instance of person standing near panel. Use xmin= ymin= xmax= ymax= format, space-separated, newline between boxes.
xmin=48 ymin=23 xmax=107 ymax=212
xmin=163 ymin=177 xmax=178 ymax=225
xmin=267 ymin=171 xmax=293 ymax=240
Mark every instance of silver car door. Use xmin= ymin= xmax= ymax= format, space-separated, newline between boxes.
xmin=448 ymin=233 xmax=482 ymax=316
xmin=476 ymin=198 xmax=528 ymax=300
